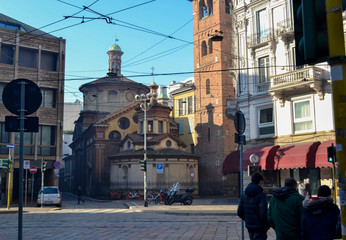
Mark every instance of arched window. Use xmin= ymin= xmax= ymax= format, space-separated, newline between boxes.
xmin=225 ymin=0 xmax=231 ymax=14
xmin=109 ymin=130 xmax=121 ymax=141
xmin=206 ymin=79 xmax=210 ymax=95
xmin=199 ymin=0 xmax=207 ymax=19
xmin=207 ymin=0 xmax=213 ymax=16
xmin=201 ymin=41 xmax=207 ymax=56
xmin=208 ymin=38 xmax=213 ymax=54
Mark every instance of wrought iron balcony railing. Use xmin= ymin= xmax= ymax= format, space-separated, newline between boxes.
xmin=248 ymin=29 xmax=273 ymax=47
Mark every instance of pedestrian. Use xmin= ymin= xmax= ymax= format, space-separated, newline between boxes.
xmin=268 ymin=177 xmax=304 ymax=240
xmin=304 ymin=178 xmax=311 ymax=199
xmin=0 ymin=183 xmax=5 ymax=204
xmin=301 ymin=185 xmax=341 ymax=240
xmin=297 ymin=181 xmax=305 ymax=196
xmin=77 ymin=185 xmax=84 ymax=204
xmin=237 ymin=172 xmax=270 ymax=240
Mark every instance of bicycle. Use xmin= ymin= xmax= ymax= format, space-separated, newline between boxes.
xmin=126 ymin=190 xmax=142 ymax=200
xmin=147 ymin=190 xmax=165 ymax=204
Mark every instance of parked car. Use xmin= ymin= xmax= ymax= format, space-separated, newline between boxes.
xmin=37 ymin=186 xmax=62 ymax=207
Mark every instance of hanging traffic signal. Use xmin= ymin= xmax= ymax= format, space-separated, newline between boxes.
xmin=327 ymin=146 xmax=336 ymax=163
xmin=139 ymin=160 xmax=147 ymax=172
xmin=293 ymin=0 xmax=329 ymax=66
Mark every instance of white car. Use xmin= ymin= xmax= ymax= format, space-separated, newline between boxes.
xmin=37 ymin=186 xmax=62 ymax=207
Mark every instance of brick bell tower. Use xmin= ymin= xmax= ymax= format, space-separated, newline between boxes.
xmin=191 ymin=0 xmax=237 ymax=195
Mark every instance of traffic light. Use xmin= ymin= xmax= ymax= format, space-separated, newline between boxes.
xmin=0 ymin=158 xmax=11 ymax=172
xmin=139 ymin=160 xmax=146 ymax=172
xmin=293 ymin=0 xmax=329 ymax=66
xmin=42 ymin=161 xmax=47 ymax=172
xmin=327 ymin=146 xmax=336 ymax=163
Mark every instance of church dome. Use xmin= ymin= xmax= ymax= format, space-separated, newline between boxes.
xmin=108 ymin=43 xmax=121 ymax=52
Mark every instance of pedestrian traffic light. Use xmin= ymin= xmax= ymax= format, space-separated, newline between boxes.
xmin=42 ymin=161 xmax=47 ymax=172
xmin=293 ymin=0 xmax=329 ymax=66
xmin=327 ymin=146 xmax=336 ymax=163
xmin=0 ymin=158 xmax=11 ymax=172
xmin=139 ymin=160 xmax=146 ymax=172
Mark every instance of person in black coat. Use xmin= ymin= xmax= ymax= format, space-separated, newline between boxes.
xmin=237 ymin=172 xmax=269 ymax=240
xmin=301 ymin=185 xmax=341 ymax=240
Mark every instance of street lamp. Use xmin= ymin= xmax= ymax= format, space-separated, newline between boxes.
xmin=135 ymin=92 xmax=156 ymax=207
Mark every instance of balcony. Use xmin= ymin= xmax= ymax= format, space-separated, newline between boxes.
xmin=269 ymin=66 xmax=328 ymax=106
xmin=248 ymin=29 xmax=273 ymax=48
xmin=276 ymin=18 xmax=294 ymax=42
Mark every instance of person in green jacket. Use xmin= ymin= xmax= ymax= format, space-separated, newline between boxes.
xmin=268 ymin=178 xmax=304 ymax=240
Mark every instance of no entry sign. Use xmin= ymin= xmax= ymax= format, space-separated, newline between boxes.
xmin=29 ymin=166 xmax=37 ymax=174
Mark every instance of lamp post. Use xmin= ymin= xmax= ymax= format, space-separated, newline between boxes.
xmin=135 ymin=92 xmax=155 ymax=207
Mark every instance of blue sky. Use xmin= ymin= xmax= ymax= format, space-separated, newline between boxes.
xmin=1 ymin=0 xmax=194 ymax=102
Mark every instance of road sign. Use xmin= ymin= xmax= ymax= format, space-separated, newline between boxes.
xmin=156 ymin=162 xmax=164 ymax=174
xmin=54 ymin=161 xmax=61 ymax=169
xmin=24 ymin=160 xmax=30 ymax=170
xmin=6 ymin=144 xmax=15 ymax=148
xmin=2 ymin=79 xmax=42 ymax=116
xmin=191 ymin=172 xmax=195 ymax=178
xmin=29 ymin=166 xmax=37 ymax=174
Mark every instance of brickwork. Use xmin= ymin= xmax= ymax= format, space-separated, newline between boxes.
xmin=192 ymin=0 xmax=237 ymax=195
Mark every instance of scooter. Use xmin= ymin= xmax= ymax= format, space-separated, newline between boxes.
xmin=164 ymin=182 xmax=195 ymax=205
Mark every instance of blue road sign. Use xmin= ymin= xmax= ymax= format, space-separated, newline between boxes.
xmin=54 ymin=161 xmax=61 ymax=169
xmin=156 ymin=163 xmax=164 ymax=174
xmin=6 ymin=144 xmax=15 ymax=148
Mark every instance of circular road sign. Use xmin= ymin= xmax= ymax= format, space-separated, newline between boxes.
xmin=54 ymin=161 xmax=61 ymax=169
xmin=29 ymin=166 xmax=38 ymax=174
xmin=190 ymin=172 xmax=195 ymax=178
xmin=2 ymin=79 xmax=42 ymax=116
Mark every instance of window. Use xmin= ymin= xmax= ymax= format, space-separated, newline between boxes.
xmin=127 ymin=141 xmax=131 ymax=149
xmin=187 ymin=96 xmax=194 ymax=114
xmin=148 ymin=120 xmax=153 ymax=133
xmin=0 ymin=84 xmax=4 ymax=102
xmin=256 ymin=9 xmax=268 ymax=42
xmin=109 ymin=131 xmax=121 ymax=141
xmin=37 ymin=125 xmax=56 ymax=156
xmin=190 ymin=144 xmax=195 ymax=154
xmin=108 ymin=90 xmax=118 ymax=103
xmin=19 ymin=47 xmax=38 ymax=68
xmin=41 ymin=51 xmax=58 ymax=71
xmin=206 ymin=79 xmax=210 ymax=94
xmin=201 ymin=41 xmax=207 ymax=56
xmin=208 ymin=38 xmax=213 ymax=54
xmin=0 ymin=23 xmax=19 ymax=30
xmin=225 ymin=0 xmax=231 ymax=14
xmin=258 ymin=107 xmax=274 ymax=137
xmin=166 ymin=140 xmax=172 ymax=148
xmin=258 ymin=56 xmax=269 ymax=83
xmin=294 ymin=100 xmax=313 ymax=132
xmin=188 ymin=118 xmax=194 ymax=133
xmin=118 ymin=117 xmax=130 ymax=130
xmin=158 ymin=121 xmax=163 ymax=133
xmin=132 ymin=113 xmax=139 ymax=124
xmin=178 ymin=99 xmax=184 ymax=116
xmin=179 ymin=120 xmax=184 ymax=135
xmin=0 ymin=123 xmax=10 ymax=154
xmin=199 ymin=0 xmax=208 ymax=19
xmin=1 ymin=44 xmax=14 ymax=65
xmin=41 ymin=88 xmax=56 ymax=108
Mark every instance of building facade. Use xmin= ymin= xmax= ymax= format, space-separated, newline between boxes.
xmin=0 ymin=13 xmax=65 ymax=200
xmin=191 ymin=0 xmax=237 ymax=195
xmin=222 ymin=0 xmax=335 ymax=196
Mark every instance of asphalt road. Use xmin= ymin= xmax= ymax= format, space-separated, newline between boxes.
xmin=0 ymin=193 xmax=276 ymax=240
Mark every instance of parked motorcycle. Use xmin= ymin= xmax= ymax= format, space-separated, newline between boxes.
xmin=164 ymin=182 xmax=195 ymax=205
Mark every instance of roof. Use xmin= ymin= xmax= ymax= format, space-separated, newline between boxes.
xmin=108 ymin=43 xmax=122 ymax=52
xmin=95 ymin=102 xmax=140 ymax=124
xmin=120 ymin=133 xmax=186 ymax=148
xmin=79 ymin=74 xmax=148 ymax=91
xmin=0 ymin=13 xmax=56 ymax=38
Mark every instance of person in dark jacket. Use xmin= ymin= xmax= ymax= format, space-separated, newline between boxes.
xmin=237 ymin=172 xmax=269 ymax=240
xmin=268 ymin=178 xmax=304 ymax=240
xmin=301 ymin=185 xmax=341 ymax=240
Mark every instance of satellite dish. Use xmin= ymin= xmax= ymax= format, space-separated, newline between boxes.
xmin=249 ymin=154 xmax=259 ymax=164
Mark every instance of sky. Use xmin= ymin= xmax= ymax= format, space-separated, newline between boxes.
xmin=1 ymin=0 xmax=194 ymax=102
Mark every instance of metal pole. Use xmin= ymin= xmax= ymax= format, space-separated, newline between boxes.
xmin=25 ymin=169 xmax=27 ymax=206
xmin=18 ymin=80 xmax=25 ymax=240
xmin=143 ymin=103 xmax=148 ymax=207
xmin=41 ymin=158 xmax=44 ymax=208
xmin=7 ymin=159 xmax=12 ymax=210
xmin=31 ymin=173 xmax=34 ymax=203
xmin=325 ymin=1 xmax=346 ymax=239
xmin=239 ymin=111 xmax=244 ymax=240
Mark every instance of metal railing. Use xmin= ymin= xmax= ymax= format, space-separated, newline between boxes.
xmin=270 ymin=66 xmax=324 ymax=87
xmin=276 ymin=18 xmax=294 ymax=35
xmin=248 ymin=29 xmax=273 ymax=46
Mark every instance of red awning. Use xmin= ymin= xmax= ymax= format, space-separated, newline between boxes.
xmin=222 ymin=145 xmax=280 ymax=175
xmin=315 ymin=140 xmax=335 ymax=168
xmin=243 ymin=145 xmax=280 ymax=170
xmin=274 ymin=142 xmax=321 ymax=169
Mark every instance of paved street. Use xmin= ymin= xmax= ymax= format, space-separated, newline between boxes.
xmin=0 ymin=193 xmax=276 ymax=240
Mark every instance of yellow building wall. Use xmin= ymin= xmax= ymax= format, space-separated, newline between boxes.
xmin=105 ymin=109 xmax=138 ymax=141
xmin=172 ymin=90 xmax=197 ymax=153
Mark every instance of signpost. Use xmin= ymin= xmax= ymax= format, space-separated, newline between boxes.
xmin=2 ymin=79 xmax=42 ymax=240
xmin=24 ymin=161 xmax=30 ymax=206
xmin=29 ymin=166 xmax=37 ymax=174
xmin=29 ymin=166 xmax=37 ymax=203
xmin=156 ymin=163 xmax=163 ymax=174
